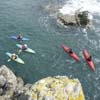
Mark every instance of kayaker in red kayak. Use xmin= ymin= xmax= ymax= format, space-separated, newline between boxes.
xmin=68 ymin=49 xmax=73 ymax=54
xmin=87 ymin=56 xmax=92 ymax=61
xmin=83 ymin=49 xmax=95 ymax=71
xmin=62 ymin=44 xmax=80 ymax=61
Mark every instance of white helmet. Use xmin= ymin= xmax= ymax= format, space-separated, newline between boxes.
xmin=24 ymin=44 xmax=27 ymax=47
xmin=12 ymin=53 xmax=16 ymax=56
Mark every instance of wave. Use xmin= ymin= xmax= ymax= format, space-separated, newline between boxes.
xmin=59 ymin=0 xmax=100 ymax=15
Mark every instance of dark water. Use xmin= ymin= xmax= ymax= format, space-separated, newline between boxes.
xmin=0 ymin=0 xmax=100 ymax=100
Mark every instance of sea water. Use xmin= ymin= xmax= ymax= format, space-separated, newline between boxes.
xmin=0 ymin=0 xmax=100 ymax=99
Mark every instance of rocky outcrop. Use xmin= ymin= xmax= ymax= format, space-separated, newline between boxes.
xmin=0 ymin=65 xmax=33 ymax=100
xmin=43 ymin=4 xmax=93 ymax=29
xmin=27 ymin=76 xmax=85 ymax=100
xmin=57 ymin=9 xmax=93 ymax=29
xmin=0 ymin=65 xmax=85 ymax=100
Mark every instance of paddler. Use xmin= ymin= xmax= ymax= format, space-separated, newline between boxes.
xmin=87 ymin=56 xmax=92 ymax=61
xmin=11 ymin=53 xmax=17 ymax=60
xmin=68 ymin=49 xmax=73 ymax=54
xmin=17 ymin=34 xmax=23 ymax=40
xmin=18 ymin=44 xmax=28 ymax=54
xmin=22 ymin=44 xmax=28 ymax=50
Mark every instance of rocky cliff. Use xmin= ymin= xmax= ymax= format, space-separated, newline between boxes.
xmin=0 ymin=65 xmax=85 ymax=100
xmin=27 ymin=76 xmax=85 ymax=100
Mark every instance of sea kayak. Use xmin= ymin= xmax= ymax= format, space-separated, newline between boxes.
xmin=11 ymin=36 xmax=29 ymax=41
xmin=83 ymin=49 xmax=95 ymax=71
xmin=6 ymin=52 xmax=25 ymax=64
xmin=62 ymin=44 xmax=80 ymax=61
xmin=16 ymin=44 xmax=36 ymax=54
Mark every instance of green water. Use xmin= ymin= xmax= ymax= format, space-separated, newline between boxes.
xmin=0 ymin=0 xmax=100 ymax=99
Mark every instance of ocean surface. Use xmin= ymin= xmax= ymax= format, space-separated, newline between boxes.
xmin=0 ymin=0 xmax=100 ymax=99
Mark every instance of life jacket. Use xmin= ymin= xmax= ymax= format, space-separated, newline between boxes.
xmin=17 ymin=36 xmax=22 ymax=40
xmin=11 ymin=54 xmax=17 ymax=60
xmin=22 ymin=45 xmax=27 ymax=50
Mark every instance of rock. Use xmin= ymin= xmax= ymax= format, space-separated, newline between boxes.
xmin=0 ymin=65 xmax=17 ymax=98
xmin=12 ymin=93 xmax=29 ymax=100
xmin=0 ymin=88 xmax=3 ymax=95
xmin=0 ymin=65 xmax=32 ymax=100
xmin=58 ymin=13 xmax=77 ymax=25
xmin=0 ymin=75 xmax=6 ymax=88
xmin=17 ymin=77 xmax=24 ymax=89
xmin=23 ymin=84 xmax=32 ymax=92
xmin=26 ymin=76 xmax=85 ymax=100
xmin=0 ymin=65 xmax=17 ymax=90
xmin=0 ymin=96 xmax=6 ymax=100
xmin=0 ymin=65 xmax=85 ymax=100
xmin=57 ymin=8 xmax=93 ymax=29
xmin=43 ymin=96 xmax=55 ymax=100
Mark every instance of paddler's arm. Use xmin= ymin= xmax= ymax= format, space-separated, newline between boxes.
xmin=18 ymin=49 xmax=22 ymax=54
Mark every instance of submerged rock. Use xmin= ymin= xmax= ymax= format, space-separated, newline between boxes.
xmin=27 ymin=76 xmax=85 ymax=100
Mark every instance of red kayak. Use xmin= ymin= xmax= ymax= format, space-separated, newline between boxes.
xmin=62 ymin=44 xmax=80 ymax=61
xmin=83 ymin=49 xmax=95 ymax=71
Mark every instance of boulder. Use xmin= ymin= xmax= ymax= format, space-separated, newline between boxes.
xmin=57 ymin=9 xmax=93 ymax=29
xmin=26 ymin=76 xmax=85 ymax=100
xmin=0 ymin=65 xmax=32 ymax=100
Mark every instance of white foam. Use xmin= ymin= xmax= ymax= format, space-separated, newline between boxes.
xmin=59 ymin=0 xmax=100 ymax=15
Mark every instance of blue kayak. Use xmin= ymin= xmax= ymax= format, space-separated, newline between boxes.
xmin=11 ymin=36 xmax=29 ymax=41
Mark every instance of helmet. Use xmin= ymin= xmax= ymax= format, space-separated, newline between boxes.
xmin=12 ymin=53 xmax=16 ymax=56
xmin=24 ymin=44 xmax=27 ymax=47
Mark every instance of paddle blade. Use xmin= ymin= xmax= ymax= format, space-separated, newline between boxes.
xmin=18 ymin=49 xmax=22 ymax=54
xmin=7 ymin=59 xmax=11 ymax=62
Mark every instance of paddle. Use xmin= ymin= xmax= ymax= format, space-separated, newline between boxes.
xmin=7 ymin=59 xmax=11 ymax=62
xmin=18 ymin=49 xmax=22 ymax=54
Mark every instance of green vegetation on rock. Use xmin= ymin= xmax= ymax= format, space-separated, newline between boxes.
xmin=27 ymin=76 xmax=85 ymax=100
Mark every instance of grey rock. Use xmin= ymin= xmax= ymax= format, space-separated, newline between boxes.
xmin=16 ymin=77 xmax=24 ymax=89
xmin=0 ymin=65 xmax=33 ymax=100
xmin=0 ymin=88 xmax=3 ymax=95
xmin=57 ymin=9 xmax=93 ymax=29
xmin=43 ymin=96 xmax=55 ymax=100
xmin=0 ymin=75 xmax=6 ymax=88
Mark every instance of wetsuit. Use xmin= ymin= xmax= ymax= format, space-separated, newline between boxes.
xmin=22 ymin=45 xmax=27 ymax=50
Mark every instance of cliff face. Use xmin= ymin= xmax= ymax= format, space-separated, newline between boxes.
xmin=27 ymin=76 xmax=85 ymax=100
xmin=0 ymin=65 xmax=33 ymax=100
xmin=0 ymin=65 xmax=85 ymax=100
